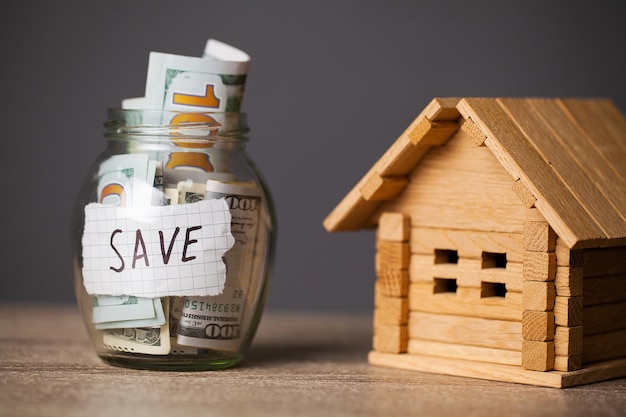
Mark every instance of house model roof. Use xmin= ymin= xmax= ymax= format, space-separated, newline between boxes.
xmin=323 ymin=98 xmax=626 ymax=250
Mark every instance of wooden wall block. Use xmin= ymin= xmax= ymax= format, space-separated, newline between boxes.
xmin=523 ymin=252 xmax=556 ymax=281
xmin=407 ymin=339 xmax=521 ymax=366
xmin=583 ymin=329 xmax=626 ymax=364
xmin=376 ymin=241 xmax=410 ymax=271
xmin=410 ymin=227 xmax=525 ymax=263
xmin=374 ymin=291 xmax=408 ymax=326
xmin=583 ymin=246 xmax=626 ymax=277
xmin=583 ymin=301 xmax=626 ymax=336
xmin=408 ymin=117 xmax=458 ymax=146
xmin=460 ymin=117 xmax=487 ymax=146
xmin=409 ymin=311 xmax=522 ymax=351
xmin=512 ymin=179 xmax=537 ymax=208
xmin=377 ymin=212 xmax=410 ymax=242
xmin=584 ymin=275 xmax=626 ymax=306
xmin=554 ymin=296 xmax=583 ymax=327
xmin=523 ymin=222 xmax=556 ymax=252
xmin=376 ymin=270 xmax=409 ymax=298
xmin=522 ymin=281 xmax=556 ymax=311
xmin=360 ymin=173 xmax=408 ymax=201
xmin=554 ymin=326 xmax=583 ymax=357
xmin=373 ymin=323 xmax=408 ymax=353
xmin=555 ymin=239 xmax=584 ymax=266
xmin=554 ymin=355 xmax=582 ymax=372
xmin=522 ymin=311 xmax=555 ymax=341
xmin=554 ymin=266 xmax=583 ymax=297
xmin=522 ymin=341 xmax=555 ymax=371
xmin=409 ymin=282 xmax=522 ymax=322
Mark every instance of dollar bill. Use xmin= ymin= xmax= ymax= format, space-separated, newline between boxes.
xmin=92 ymin=153 xmax=167 ymax=345
xmin=177 ymin=180 xmax=206 ymax=204
xmin=97 ymin=154 xmax=151 ymax=207
xmin=168 ymin=297 xmax=205 ymax=355
xmin=144 ymin=39 xmax=249 ymax=114
xmin=176 ymin=180 xmax=264 ymax=351
xmin=94 ymin=296 xmax=166 ymax=330
xmin=121 ymin=39 xmax=249 ymax=113
xmin=102 ymin=299 xmax=171 ymax=355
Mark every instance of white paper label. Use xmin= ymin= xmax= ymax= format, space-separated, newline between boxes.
xmin=81 ymin=199 xmax=235 ymax=298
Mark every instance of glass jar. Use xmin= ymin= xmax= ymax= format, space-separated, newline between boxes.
xmin=71 ymin=109 xmax=275 ymax=370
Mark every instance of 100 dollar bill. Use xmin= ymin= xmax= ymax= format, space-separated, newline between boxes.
xmin=176 ymin=180 xmax=264 ymax=351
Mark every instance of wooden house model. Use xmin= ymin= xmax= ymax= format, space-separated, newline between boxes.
xmin=324 ymin=98 xmax=626 ymax=388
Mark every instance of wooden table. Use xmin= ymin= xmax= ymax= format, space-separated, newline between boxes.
xmin=1 ymin=303 xmax=625 ymax=417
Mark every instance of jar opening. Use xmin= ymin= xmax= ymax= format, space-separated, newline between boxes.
xmin=105 ymin=109 xmax=249 ymax=142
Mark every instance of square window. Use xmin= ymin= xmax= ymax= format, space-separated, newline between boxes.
xmin=434 ymin=249 xmax=459 ymax=264
xmin=481 ymin=281 xmax=507 ymax=298
xmin=482 ymin=251 xmax=507 ymax=269
xmin=434 ymin=278 xmax=457 ymax=294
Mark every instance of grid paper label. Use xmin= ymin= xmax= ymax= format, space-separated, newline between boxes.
xmin=81 ymin=199 xmax=235 ymax=298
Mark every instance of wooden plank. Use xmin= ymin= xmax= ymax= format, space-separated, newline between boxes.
xmin=558 ymin=98 xmax=626 ymax=175
xmin=360 ymin=173 xmax=408 ymax=201
xmin=410 ymin=227 xmax=525 ymax=262
xmin=374 ymin=302 xmax=408 ymax=326
xmin=583 ymin=329 xmax=626 ymax=364
xmin=512 ymin=178 xmax=537 ymax=208
xmin=463 ymin=263 xmax=523 ymax=293
xmin=555 ymin=238 xmax=584 ymax=266
xmin=522 ymin=281 xmax=556 ymax=312
xmin=554 ymin=296 xmax=583 ymax=327
xmin=407 ymin=339 xmax=521 ymax=366
xmin=373 ymin=323 xmax=408 ymax=353
xmin=499 ymin=98 xmax=626 ymax=240
xmin=554 ymin=326 xmax=583 ymax=357
xmin=522 ymin=311 xmax=555 ymax=342
xmin=529 ymin=99 xmax=626 ymax=219
xmin=369 ymin=351 xmax=626 ymax=388
xmin=522 ymin=340 xmax=555 ymax=371
xmin=370 ymin=350 xmax=562 ymax=386
xmin=554 ymin=266 xmax=583 ymax=297
xmin=584 ymin=274 xmax=626 ymax=306
xmin=377 ymin=212 xmax=410 ymax=242
xmin=374 ymin=282 xmax=408 ymax=326
xmin=376 ymin=241 xmax=410 ymax=271
xmin=409 ymin=282 xmax=522 ymax=321
xmin=408 ymin=255 xmax=523 ymax=292
xmin=378 ymin=97 xmax=461 ymax=178
xmin=523 ymin=221 xmax=556 ymax=252
xmin=583 ymin=246 xmax=626 ymax=277
xmin=408 ymin=118 xmax=458 ymax=146
xmin=408 ymin=311 xmax=522 ymax=351
xmin=554 ymin=355 xmax=582 ymax=372
xmin=458 ymin=98 xmax=606 ymax=249
xmin=423 ymin=97 xmax=461 ymax=121
xmin=323 ymin=182 xmax=381 ymax=232
xmin=523 ymin=251 xmax=556 ymax=282
xmin=460 ymin=117 xmax=487 ymax=146
xmin=583 ymin=301 xmax=626 ymax=336
xmin=376 ymin=270 xmax=409 ymax=298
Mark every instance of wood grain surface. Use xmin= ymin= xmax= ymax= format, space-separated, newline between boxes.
xmin=1 ymin=303 xmax=625 ymax=417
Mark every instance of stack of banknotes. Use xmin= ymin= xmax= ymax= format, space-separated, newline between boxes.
xmin=89 ymin=39 xmax=263 ymax=355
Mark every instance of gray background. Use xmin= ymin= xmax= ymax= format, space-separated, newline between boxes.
xmin=1 ymin=0 xmax=624 ymax=313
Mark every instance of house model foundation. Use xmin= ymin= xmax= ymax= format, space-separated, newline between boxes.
xmin=324 ymin=98 xmax=626 ymax=388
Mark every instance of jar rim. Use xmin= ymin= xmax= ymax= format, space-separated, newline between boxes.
xmin=104 ymin=109 xmax=249 ymax=140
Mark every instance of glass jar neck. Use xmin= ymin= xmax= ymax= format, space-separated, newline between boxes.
xmin=104 ymin=109 xmax=249 ymax=148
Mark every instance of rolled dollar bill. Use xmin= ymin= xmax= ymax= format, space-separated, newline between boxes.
xmin=121 ymin=39 xmax=249 ymax=113
xmin=176 ymin=180 xmax=264 ymax=351
xmin=144 ymin=39 xmax=249 ymax=113
xmin=92 ymin=153 xmax=168 ymax=349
